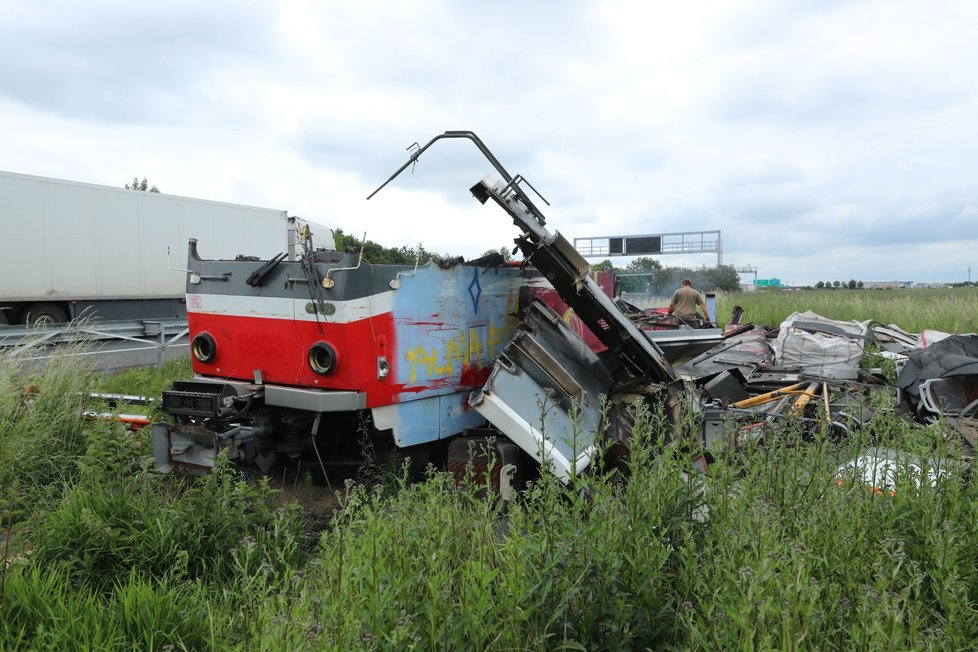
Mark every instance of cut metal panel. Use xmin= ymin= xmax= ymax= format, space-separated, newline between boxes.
xmin=550 ymin=231 xmax=591 ymax=281
xmin=509 ymin=334 xmax=584 ymax=406
xmin=372 ymin=391 xmax=487 ymax=447
xmin=643 ymin=328 xmax=724 ymax=364
xmin=469 ymin=389 xmax=596 ymax=482
xmin=470 ymin=300 xmax=611 ymax=481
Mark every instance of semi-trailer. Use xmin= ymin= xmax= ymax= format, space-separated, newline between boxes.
xmin=0 ymin=170 xmax=298 ymax=325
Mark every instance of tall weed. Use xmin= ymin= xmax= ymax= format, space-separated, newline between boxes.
xmin=0 ymin=338 xmax=97 ymax=510
xmin=30 ymin=455 xmax=303 ymax=592
xmin=0 ymin=564 xmax=217 ymax=650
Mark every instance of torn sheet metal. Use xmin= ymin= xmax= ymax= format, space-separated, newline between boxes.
xmin=773 ymin=311 xmax=868 ymax=380
xmin=643 ymin=328 xmax=725 ymax=365
xmin=872 ymin=323 xmax=920 ymax=353
xmin=920 ymin=329 xmax=959 ymax=348
xmin=469 ymin=300 xmax=613 ymax=481
xmin=676 ymin=327 xmax=773 ymax=380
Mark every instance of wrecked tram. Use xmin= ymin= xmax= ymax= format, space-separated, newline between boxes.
xmin=152 ymin=131 xmax=965 ymax=491
xmin=153 ymin=131 xmax=696 ymax=482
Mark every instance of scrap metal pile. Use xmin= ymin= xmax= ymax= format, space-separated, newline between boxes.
xmin=419 ymin=132 xmax=978 ymax=483
xmin=678 ymin=312 xmax=975 ymax=453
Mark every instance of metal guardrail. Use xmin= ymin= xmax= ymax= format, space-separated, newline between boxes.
xmin=0 ymin=319 xmax=189 ymax=368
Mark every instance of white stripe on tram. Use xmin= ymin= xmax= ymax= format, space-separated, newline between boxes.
xmin=186 ymin=291 xmax=396 ymax=323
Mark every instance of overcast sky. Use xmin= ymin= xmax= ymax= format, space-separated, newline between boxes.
xmin=2 ymin=0 xmax=976 ymax=286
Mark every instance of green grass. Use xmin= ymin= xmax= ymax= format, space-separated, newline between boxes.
xmin=717 ymin=287 xmax=978 ymax=333
xmin=93 ymin=356 xmax=192 ymax=399
xmin=3 ymin=305 xmax=978 ymax=649
xmin=3 ymin=389 xmax=978 ymax=649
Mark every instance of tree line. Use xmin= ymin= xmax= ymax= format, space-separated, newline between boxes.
xmin=329 ymin=234 xmax=744 ymax=295
xmin=331 ymin=229 xmax=443 ymax=265
xmin=816 ymin=280 xmax=864 ymax=289
xmin=592 ymin=257 xmax=742 ymax=294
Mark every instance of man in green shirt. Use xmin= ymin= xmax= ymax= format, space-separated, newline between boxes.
xmin=668 ymin=279 xmax=709 ymax=327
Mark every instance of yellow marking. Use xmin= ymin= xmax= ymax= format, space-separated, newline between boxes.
xmin=404 ymin=319 xmax=519 ymax=382
xmin=467 ymin=327 xmax=485 ymax=365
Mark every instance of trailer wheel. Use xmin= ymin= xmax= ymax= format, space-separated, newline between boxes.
xmin=24 ymin=303 xmax=68 ymax=326
xmin=0 ymin=311 xmax=7 ymax=325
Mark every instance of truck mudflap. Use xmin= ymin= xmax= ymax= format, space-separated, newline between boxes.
xmin=469 ymin=300 xmax=614 ymax=482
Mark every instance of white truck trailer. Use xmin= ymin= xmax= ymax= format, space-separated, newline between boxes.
xmin=0 ymin=170 xmax=294 ymax=325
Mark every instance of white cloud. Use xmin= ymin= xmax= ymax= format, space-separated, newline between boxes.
xmin=1 ymin=0 xmax=976 ymax=285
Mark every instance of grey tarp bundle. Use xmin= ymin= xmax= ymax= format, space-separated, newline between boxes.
xmin=895 ymin=335 xmax=978 ymax=403
xmin=773 ymin=311 xmax=868 ymax=380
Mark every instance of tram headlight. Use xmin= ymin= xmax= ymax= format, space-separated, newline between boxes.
xmin=308 ymin=341 xmax=338 ymax=375
xmin=191 ymin=332 xmax=217 ymax=363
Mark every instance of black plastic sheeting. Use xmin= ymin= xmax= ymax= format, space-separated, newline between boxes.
xmin=895 ymin=335 xmax=978 ymax=402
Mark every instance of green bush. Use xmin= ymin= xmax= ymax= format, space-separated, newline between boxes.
xmin=30 ymin=455 xmax=303 ymax=592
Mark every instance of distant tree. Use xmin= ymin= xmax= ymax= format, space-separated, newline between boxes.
xmin=125 ymin=177 xmax=160 ymax=193
xmin=618 ymin=264 xmax=741 ymax=295
xmin=703 ymin=265 xmax=742 ymax=293
xmin=626 ymin=256 xmax=663 ymax=273
xmin=332 ymin=228 xmax=451 ymax=265
xmin=592 ymin=259 xmax=615 ymax=271
xmin=857 ymin=280 xmax=864 ymax=288
xmin=833 ymin=280 xmax=841 ymax=288
xmin=479 ymin=247 xmax=513 ymax=262
xmin=815 ymin=281 xmax=825 ymax=289
xmin=847 ymin=279 xmax=857 ymax=289
xmin=614 ymin=257 xmax=666 ymax=293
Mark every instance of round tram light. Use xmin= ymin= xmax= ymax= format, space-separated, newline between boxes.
xmin=191 ymin=332 xmax=217 ymax=363
xmin=309 ymin=341 xmax=338 ymax=375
